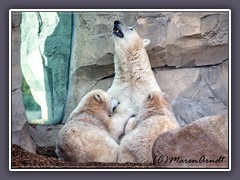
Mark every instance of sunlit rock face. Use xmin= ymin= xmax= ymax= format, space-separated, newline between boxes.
xmin=20 ymin=12 xmax=72 ymax=124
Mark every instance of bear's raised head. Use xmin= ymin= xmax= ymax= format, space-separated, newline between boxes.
xmin=112 ymin=20 xmax=150 ymax=55
xmin=77 ymin=89 xmax=119 ymax=118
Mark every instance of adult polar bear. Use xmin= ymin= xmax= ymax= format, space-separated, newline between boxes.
xmin=108 ymin=21 xmax=163 ymax=142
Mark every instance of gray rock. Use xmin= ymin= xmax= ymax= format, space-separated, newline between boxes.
xmin=11 ymin=12 xmax=36 ymax=153
xmin=154 ymin=68 xmax=200 ymax=102
xmin=11 ymin=12 xmax=22 ymax=27
xmin=63 ymin=12 xmax=229 ymax=124
xmin=12 ymin=90 xmax=36 ymax=153
xmin=152 ymin=115 xmax=228 ymax=168
xmin=172 ymin=62 xmax=228 ymax=126
xmin=12 ymin=21 xmax=22 ymax=91
xmin=29 ymin=124 xmax=64 ymax=147
xmin=155 ymin=60 xmax=228 ymax=126
xmin=137 ymin=12 xmax=228 ymax=68
xmin=20 ymin=12 xmax=72 ymax=124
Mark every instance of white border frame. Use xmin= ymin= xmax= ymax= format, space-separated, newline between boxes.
xmin=9 ymin=9 xmax=231 ymax=172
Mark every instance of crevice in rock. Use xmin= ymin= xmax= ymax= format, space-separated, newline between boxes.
xmin=176 ymin=33 xmax=203 ymax=40
xmin=152 ymin=58 xmax=228 ymax=72
xmin=36 ymin=12 xmax=43 ymax=36
xmin=12 ymin=88 xmax=20 ymax=92
xmin=89 ymin=74 xmax=115 ymax=91
xmin=75 ymin=64 xmax=114 ymax=81
xmin=191 ymin=58 xmax=228 ymax=69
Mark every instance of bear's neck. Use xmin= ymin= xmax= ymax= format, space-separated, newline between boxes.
xmin=139 ymin=106 xmax=173 ymax=121
xmin=114 ymin=49 xmax=154 ymax=82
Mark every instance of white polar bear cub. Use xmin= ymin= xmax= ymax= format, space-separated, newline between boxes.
xmin=118 ymin=91 xmax=180 ymax=163
xmin=108 ymin=21 xmax=164 ymax=142
xmin=56 ymin=89 xmax=121 ymax=163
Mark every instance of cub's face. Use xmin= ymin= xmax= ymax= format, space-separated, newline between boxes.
xmin=82 ymin=89 xmax=119 ymax=117
xmin=146 ymin=91 xmax=170 ymax=110
xmin=112 ymin=20 xmax=150 ymax=52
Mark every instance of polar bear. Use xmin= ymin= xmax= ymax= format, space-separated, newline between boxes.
xmin=107 ymin=20 xmax=164 ymax=142
xmin=118 ymin=91 xmax=179 ymax=163
xmin=56 ymin=89 xmax=126 ymax=163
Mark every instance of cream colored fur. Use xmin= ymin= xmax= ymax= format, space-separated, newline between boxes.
xmin=56 ymin=89 xmax=125 ymax=163
xmin=108 ymin=22 xmax=164 ymax=142
xmin=118 ymin=91 xmax=180 ymax=163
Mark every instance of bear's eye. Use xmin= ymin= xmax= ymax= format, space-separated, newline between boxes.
xmin=147 ymin=94 xmax=153 ymax=101
xmin=129 ymin=27 xmax=134 ymax=31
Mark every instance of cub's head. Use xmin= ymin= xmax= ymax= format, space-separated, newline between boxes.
xmin=80 ymin=89 xmax=119 ymax=117
xmin=112 ymin=20 xmax=150 ymax=53
xmin=146 ymin=91 xmax=170 ymax=110
xmin=140 ymin=91 xmax=171 ymax=119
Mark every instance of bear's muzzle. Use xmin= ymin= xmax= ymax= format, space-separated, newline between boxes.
xmin=113 ymin=20 xmax=124 ymax=38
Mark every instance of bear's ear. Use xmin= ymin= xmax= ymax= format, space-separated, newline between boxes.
xmin=147 ymin=94 xmax=154 ymax=101
xmin=94 ymin=94 xmax=103 ymax=103
xmin=163 ymin=92 xmax=169 ymax=100
xmin=143 ymin=39 xmax=150 ymax=47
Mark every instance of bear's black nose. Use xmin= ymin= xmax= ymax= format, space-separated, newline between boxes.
xmin=114 ymin=20 xmax=121 ymax=25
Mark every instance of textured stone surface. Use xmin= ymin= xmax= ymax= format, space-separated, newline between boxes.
xmin=29 ymin=124 xmax=64 ymax=147
xmin=21 ymin=12 xmax=72 ymax=124
xmin=11 ymin=12 xmax=36 ymax=153
xmin=146 ymin=12 xmax=228 ymax=68
xmin=152 ymin=115 xmax=228 ymax=168
xmin=12 ymin=90 xmax=36 ymax=153
xmin=63 ymin=12 xmax=229 ymax=123
xmin=154 ymin=68 xmax=200 ymax=102
xmin=63 ymin=12 xmax=135 ymax=122
xmin=155 ymin=60 xmax=228 ymax=126
xmin=12 ymin=22 xmax=22 ymax=91
xmin=12 ymin=12 xmax=22 ymax=27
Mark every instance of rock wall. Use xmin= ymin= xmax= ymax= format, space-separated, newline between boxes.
xmin=156 ymin=60 xmax=228 ymax=126
xmin=21 ymin=12 xmax=72 ymax=124
xmin=29 ymin=124 xmax=63 ymax=147
xmin=63 ymin=11 xmax=229 ymax=124
xmin=11 ymin=12 xmax=36 ymax=153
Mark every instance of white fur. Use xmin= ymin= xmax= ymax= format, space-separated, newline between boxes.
xmin=56 ymin=89 xmax=123 ymax=163
xmin=118 ymin=92 xmax=180 ymax=163
xmin=107 ymin=22 xmax=163 ymax=142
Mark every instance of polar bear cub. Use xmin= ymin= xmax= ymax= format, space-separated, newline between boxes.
xmin=118 ymin=91 xmax=180 ymax=163
xmin=56 ymin=89 xmax=121 ymax=163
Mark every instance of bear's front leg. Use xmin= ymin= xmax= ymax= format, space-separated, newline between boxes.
xmin=108 ymin=107 xmax=135 ymax=143
xmin=124 ymin=116 xmax=137 ymax=134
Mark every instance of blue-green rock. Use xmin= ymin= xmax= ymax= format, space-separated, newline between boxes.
xmin=21 ymin=12 xmax=72 ymax=124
